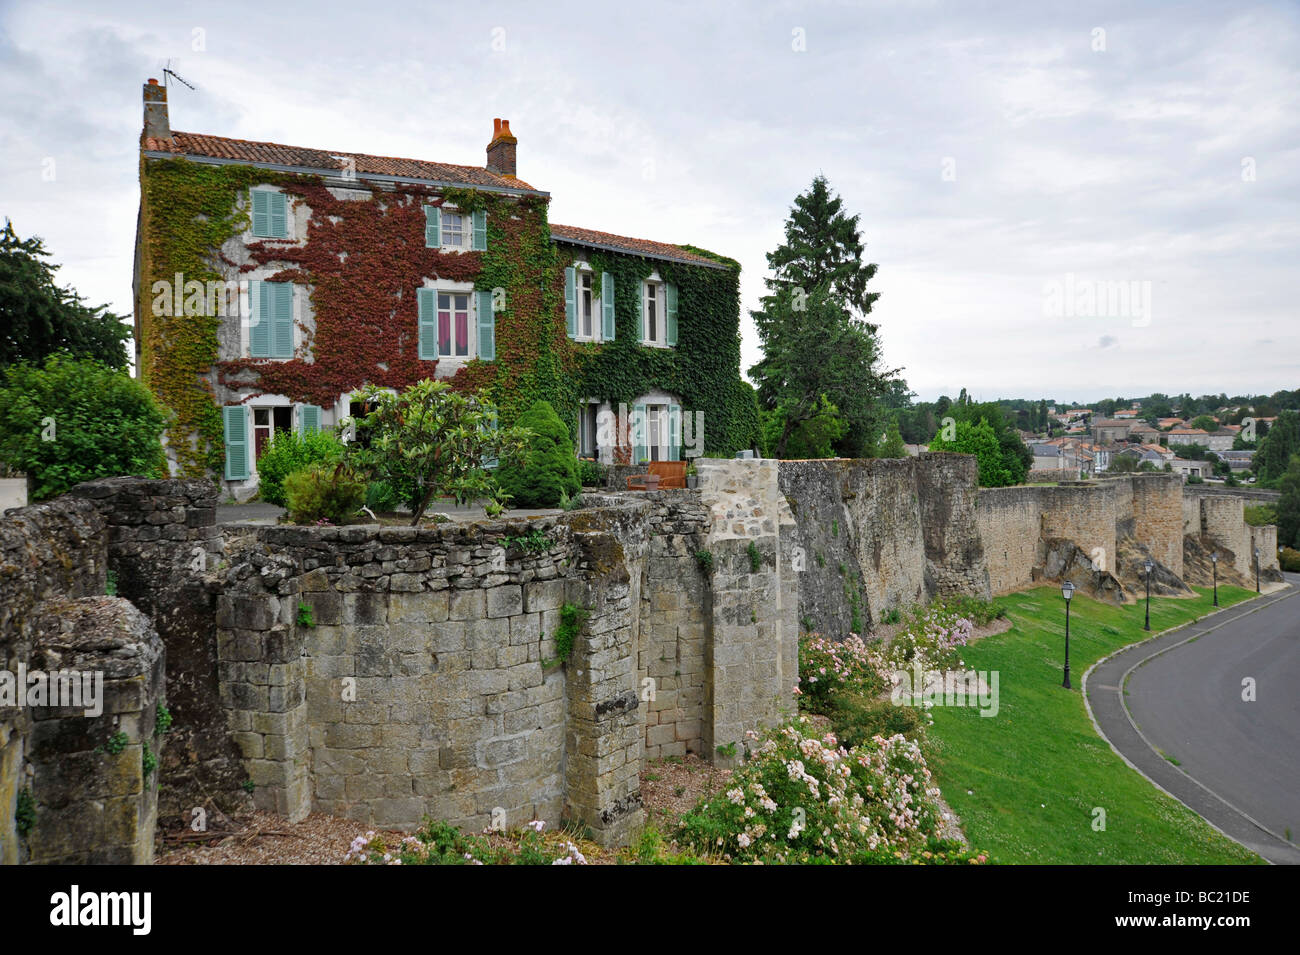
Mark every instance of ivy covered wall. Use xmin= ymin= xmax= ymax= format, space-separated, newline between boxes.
xmin=135 ymin=156 xmax=760 ymax=480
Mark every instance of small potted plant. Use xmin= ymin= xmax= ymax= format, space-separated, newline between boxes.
xmin=685 ymin=460 xmax=699 ymax=489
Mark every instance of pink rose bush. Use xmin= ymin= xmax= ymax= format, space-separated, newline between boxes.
xmin=676 ymin=718 xmax=986 ymax=864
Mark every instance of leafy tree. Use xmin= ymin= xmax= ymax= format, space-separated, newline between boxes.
xmin=875 ymin=419 xmax=908 ymax=458
xmin=929 ymin=419 xmax=1012 ymax=487
xmin=0 ymin=220 xmax=131 ymax=369
xmin=1255 ymin=410 xmax=1299 ymax=486
xmin=0 ymin=355 xmax=167 ymax=500
xmin=344 ymin=380 xmax=529 ymax=525
xmin=1276 ymin=455 xmax=1300 ymax=549
xmin=751 ymin=283 xmax=894 ymax=459
xmin=1189 ymin=414 xmax=1219 ymax=433
xmin=761 ymin=395 xmax=846 ymax=459
xmin=750 ymin=176 xmax=896 ymax=458
xmin=494 ymin=400 xmax=580 ymax=509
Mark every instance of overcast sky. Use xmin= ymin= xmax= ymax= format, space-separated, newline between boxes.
xmin=2 ymin=0 xmax=1297 ymax=404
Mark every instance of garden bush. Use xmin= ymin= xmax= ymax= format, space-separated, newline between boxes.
xmin=934 ymin=594 xmax=1005 ymax=627
xmin=1280 ymin=547 xmax=1300 ymax=573
xmin=831 ymin=691 xmax=927 ymax=750
xmin=255 ymin=429 xmax=344 ymax=507
xmin=364 ymin=479 xmax=404 ymax=513
xmin=675 ymin=718 xmax=983 ymax=864
xmin=344 ymin=818 xmax=586 ymax=866
xmin=283 ymin=462 xmax=366 ymax=524
xmin=796 ymin=633 xmax=886 ymax=713
xmin=493 ymin=400 xmax=579 ymax=508
xmin=576 ymin=458 xmax=605 ymax=487
xmin=0 ymin=355 xmax=167 ymax=500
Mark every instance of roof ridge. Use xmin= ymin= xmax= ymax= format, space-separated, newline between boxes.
xmin=170 ymin=130 xmax=492 ymax=176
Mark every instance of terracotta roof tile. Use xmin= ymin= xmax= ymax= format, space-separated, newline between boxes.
xmin=551 ymin=223 xmax=730 ymax=269
xmin=143 ymin=131 xmax=542 ymax=193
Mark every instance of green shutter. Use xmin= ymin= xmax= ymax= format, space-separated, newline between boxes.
xmin=272 ymin=282 xmax=294 ymax=358
xmin=633 ymin=403 xmax=648 ymax=464
xmin=471 ymin=209 xmax=487 ymax=251
xmin=269 ymin=191 xmax=288 ymax=238
xmin=299 ymin=404 xmax=321 ymax=435
xmin=601 ymin=272 xmax=615 ymax=341
xmin=251 ymin=189 xmax=270 ymax=237
xmin=418 ymin=288 xmax=436 ymax=359
xmin=476 ymin=290 xmax=495 ymax=360
xmin=666 ymin=283 xmax=678 ymax=346
xmin=223 ymin=405 xmax=249 ymax=480
xmin=668 ymin=404 xmax=681 ymax=461
xmin=564 ymin=267 xmax=577 ymax=337
xmin=250 ymin=281 xmax=271 ymax=357
xmin=424 ymin=205 xmax=441 ymax=247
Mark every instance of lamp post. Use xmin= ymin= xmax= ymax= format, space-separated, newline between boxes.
xmin=1143 ymin=557 xmax=1154 ymax=631
xmin=1210 ymin=552 xmax=1219 ymax=607
xmin=1061 ymin=579 xmax=1075 ymax=689
xmin=1255 ymin=546 xmax=1261 ymax=594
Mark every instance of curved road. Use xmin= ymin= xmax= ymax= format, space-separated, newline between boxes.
xmin=1085 ymin=574 xmax=1300 ymax=865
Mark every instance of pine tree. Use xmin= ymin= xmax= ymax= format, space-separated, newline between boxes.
xmin=749 ymin=176 xmax=894 ymax=458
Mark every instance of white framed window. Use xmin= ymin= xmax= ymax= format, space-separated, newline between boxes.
xmin=643 ymin=281 xmax=662 ymax=346
xmin=640 ymin=278 xmax=677 ymax=347
xmin=441 ymin=210 xmax=466 ymax=249
xmin=437 ymin=291 xmax=472 ymax=358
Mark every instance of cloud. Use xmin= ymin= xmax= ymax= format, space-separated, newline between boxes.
xmin=0 ymin=0 xmax=1296 ymax=403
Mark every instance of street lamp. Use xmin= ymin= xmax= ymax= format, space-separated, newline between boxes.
xmin=1061 ymin=579 xmax=1075 ymax=689
xmin=1143 ymin=557 xmax=1154 ymax=631
xmin=1210 ymin=551 xmax=1219 ymax=607
xmin=1255 ymin=546 xmax=1261 ymax=594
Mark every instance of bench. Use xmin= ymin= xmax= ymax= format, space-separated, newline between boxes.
xmin=648 ymin=460 xmax=686 ymax=489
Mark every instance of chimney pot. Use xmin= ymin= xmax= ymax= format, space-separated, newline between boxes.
xmin=486 ymin=117 xmax=517 ymax=179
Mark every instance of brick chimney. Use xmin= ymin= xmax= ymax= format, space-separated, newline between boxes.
xmin=486 ymin=118 xmax=516 ymax=178
xmin=143 ymin=78 xmax=171 ymax=143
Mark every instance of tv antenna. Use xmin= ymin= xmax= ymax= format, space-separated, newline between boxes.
xmin=162 ymin=62 xmax=196 ymax=91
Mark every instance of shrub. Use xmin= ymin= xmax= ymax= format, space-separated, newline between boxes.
xmin=364 ymin=479 xmax=404 ymax=513
xmin=345 ymin=380 xmax=530 ymax=525
xmin=1280 ymin=547 xmax=1300 ymax=573
xmin=875 ymin=604 xmax=973 ymax=679
xmin=0 ymin=355 xmax=167 ymax=500
xmin=1243 ymin=503 xmax=1277 ymax=527
xmin=796 ymin=633 xmax=886 ymax=713
xmin=494 ymin=400 xmax=580 ymax=508
xmin=576 ymin=458 xmax=605 ymax=487
xmin=344 ymin=818 xmax=585 ymax=865
xmin=551 ymin=603 xmax=589 ymax=662
xmin=934 ymin=594 xmax=1005 ymax=627
xmin=675 ymin=718 xmax=970 ymax=864
xmin=283 ymin=462 xmax=366 ymax=525
xmin=832 ymin=692 xmax=926 ymax=750
xmin=256 ymin=430 xmax=345 ymax=507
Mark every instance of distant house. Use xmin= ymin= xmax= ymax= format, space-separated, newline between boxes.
xmin=1091 ymin=418 xmax=1132 ymax=444
xmin=1157 ymin=417 xmax=1185 ymax=430
xmin=1127 ymin=422 xmax=1161 ymax=442
xmin=1166 ymin=428 xmax=1210 ymax=447
xmin=1169 ymin=458 xmax=1207 ymax=480
xmin=1217 ymin=449 xmax=1255 ymax=472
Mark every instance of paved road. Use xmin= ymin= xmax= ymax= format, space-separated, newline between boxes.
xmin=1085 ymin=575 xmax=1300 ymax=864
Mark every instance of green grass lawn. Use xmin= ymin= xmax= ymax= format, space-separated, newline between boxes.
xmin=926 ymin=584 xmax=1264 ymax=864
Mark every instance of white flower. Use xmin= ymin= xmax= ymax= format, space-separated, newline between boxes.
xmin=526 ymin=819 xmax=545 ymax=832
